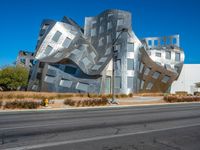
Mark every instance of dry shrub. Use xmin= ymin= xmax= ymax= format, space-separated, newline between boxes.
xmin=87 ymin=93 xmax=100 ymax=98
xmin=64 ymin=97 xmax=109 ymax=107
xmin=164 ymin=95 xmax=200 ymax=103
xmin=76 ymin=93 xmax=88 ymax=97
xmin=0 ymin=100 xmax=2 ymax=108
xmin=4 ymin=100 xmax=41 ymax=109
xmin=128 ymin=93 xmax=133 ymax=97
xmin=119 ymin=94 xmax=129 ymax=98
xmin=107 ymin=94 xmax=112 ymax=98
xmin=139 ymin=93 xmax=164 ymax=97
xmin=0 ymin=91 xmax=75 ymax=100
xmin=194 ymin=92 xmax=200 ymax=96
xmin=175 ymin=91 xmax=188 ymax=96
xmin=64 ymin=99 xmax=76 ymax=106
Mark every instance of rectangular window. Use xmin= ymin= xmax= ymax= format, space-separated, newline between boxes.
xmin=155 ymin=52 xmax=161 ymax=57
xmin=115 ymin=59 xmax=121 ymax=70
xmin=92 ymin=65 xmax=101 ymax=70
xmin=105 ymin=76 xmax=111 ymax=94
xmin=127 ymin=43 xmax=134 ymax=52
xmin=71 ymin=49 xmax=81 ymax=55
xmin=127 ymin=77 xmax=134 ymax=89
xmin=107 ymin=35 xmax=112 ymax=43
xmin=144 ymin=67 xmax=151 ymax=76
xmin=44 ymin=75 xmax=54 ymax=84
xmin=64 ymin=66 xmax=77 ymax=74
xmin=173 ymin=38 xmax=177 ymax=45
xmin=98 ymin=37 xmax=104 ymax=46
xmin=100 ymin=17 xmax=103 ymax=22
xmin=117 ymin=19 xmax=124 ymax=26
xmin=174 ymin=66 xmax=179 ymax=72
xmin=76 ymin=82 xmax=89 ymax=92
xmin=105 ymin=47 xmax=111 ymax=55
xmin=54 ymin=52 xmax=63 ymax=58
xmin=45 ymin=45 xmax=53 ymax=55
xmin=47 ymin=69 xmax=57 ymax=77
xmin=91 ymin=28 xmax=96 ymax=37
xmin=115 ymin=76 xmax=121 ymax=88
xmin=99 ymin=57 xmax=107 ymax=63
xmin=107 ymin=22 xmax=112 ymax=30
xmin=39 ymin=62 xmax=45 ymax=68
xmin=59 ymin=79 xmax=73 ymax=88
xmin=82 ymin=57 xmax=91 ymax=66
xmin=161 ymin=75 xmax=170 ymax=83
xmin=148 ymin=40 xmax=152 ymax=46
xmin=42 ymin=24 xmax=49 ymax=30
xmin=165 ymin=51 xmax=171 ymax=59
xmin=108 ymin=14 xmax=113 ymax=18
xmin=127 ymin=59 xmax=134 ymax=70
xmin=52 ymin=31 xmax=62 ymax=42
xmin=91 ymin=20 xmax=97 ymax=27
xmin=154 ymin=40 xmax=158 ymax=46
xmin=140 ymin=80 xmax=144 ymax=89
xmin=152 ymin=71 xmax=160 ymax=79
xmin=99 ymin=26 xmax=104 ymax=34
xmin=146 ymin=82 xmax=153 ymax=90
xmin=90 ymin=52 xmax=96 ymax=60
xmin=20 ymin=58 xmax=26 ymax=64
xmin=36 ymin=73 xmax=42 ymax=80
xmin=165 ymin=64 xmax=172 ymax=70
xmin=175 ymin=52 xmax=180 ymax=61
xmin=115 ymin=44 xmax=121 ymax=52
xmin=62 ymin=37 xmax=71 ymax=48
xmin=139 ymin=63 xmax=144 ymax=73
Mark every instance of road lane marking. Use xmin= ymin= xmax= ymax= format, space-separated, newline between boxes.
xmin=4 ymin=123 xmax=200 ymax=150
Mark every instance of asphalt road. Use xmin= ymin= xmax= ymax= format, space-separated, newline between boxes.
xmin=0 ymin=103 xmax=200 ymax=150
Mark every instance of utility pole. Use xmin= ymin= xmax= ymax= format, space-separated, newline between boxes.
xmin=111 ymin=28 xmax=129 ymax=104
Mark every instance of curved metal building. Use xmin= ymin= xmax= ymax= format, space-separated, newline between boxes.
xmin=27 ymin=9 xmax=185 ymax=94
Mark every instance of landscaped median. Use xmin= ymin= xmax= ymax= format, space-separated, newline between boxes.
xmin=0 ymin=98 xmax=109 ymax=110
xmin=0 ymin=91 xmax=165 ymax=110
xmin=0 ymin=91 xmax=200 ymax=110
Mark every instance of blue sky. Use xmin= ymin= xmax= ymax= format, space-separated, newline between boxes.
xmin=0 ymin=0 xmax=200 ymax=66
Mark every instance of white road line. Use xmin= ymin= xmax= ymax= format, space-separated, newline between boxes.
xmin=4 ymin=123 xmax=200 ymax=150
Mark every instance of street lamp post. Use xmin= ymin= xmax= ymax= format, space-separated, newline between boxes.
xmin=111 ymin=28 xmax=129 ymax=104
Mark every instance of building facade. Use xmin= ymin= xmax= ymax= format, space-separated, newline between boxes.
xmin=16 ymin=50 xmax=35 ymax=70
xmin=27 ymin=9 xmax=185 ymax=94
xmin=171 ymin=64 xmax=200 ymax=94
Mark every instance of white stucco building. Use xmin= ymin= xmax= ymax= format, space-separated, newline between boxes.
xmin=171 ymin=64 xmax=200 ymax=94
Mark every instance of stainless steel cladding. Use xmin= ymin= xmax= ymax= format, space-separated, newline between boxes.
xmin=27 ymin=9 xmax=185 ymax=94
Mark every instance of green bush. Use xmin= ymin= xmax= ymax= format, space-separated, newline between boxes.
xmin=0 ymin=66 xmax=29 ymax=91
xmin=4 ymin=100 xmax=41 ymax=109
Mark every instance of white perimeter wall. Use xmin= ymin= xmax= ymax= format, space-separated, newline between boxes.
xmin=171 ymin=64 xmax=200 ymax=94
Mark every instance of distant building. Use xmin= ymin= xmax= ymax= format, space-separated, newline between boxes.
xmin=26 ymin=9 xmax=185 ymax=94
xmin=16 ymin=50 xmax=35 ymax=70
xmin=171 ymin=64 xmax=200 ymax=94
